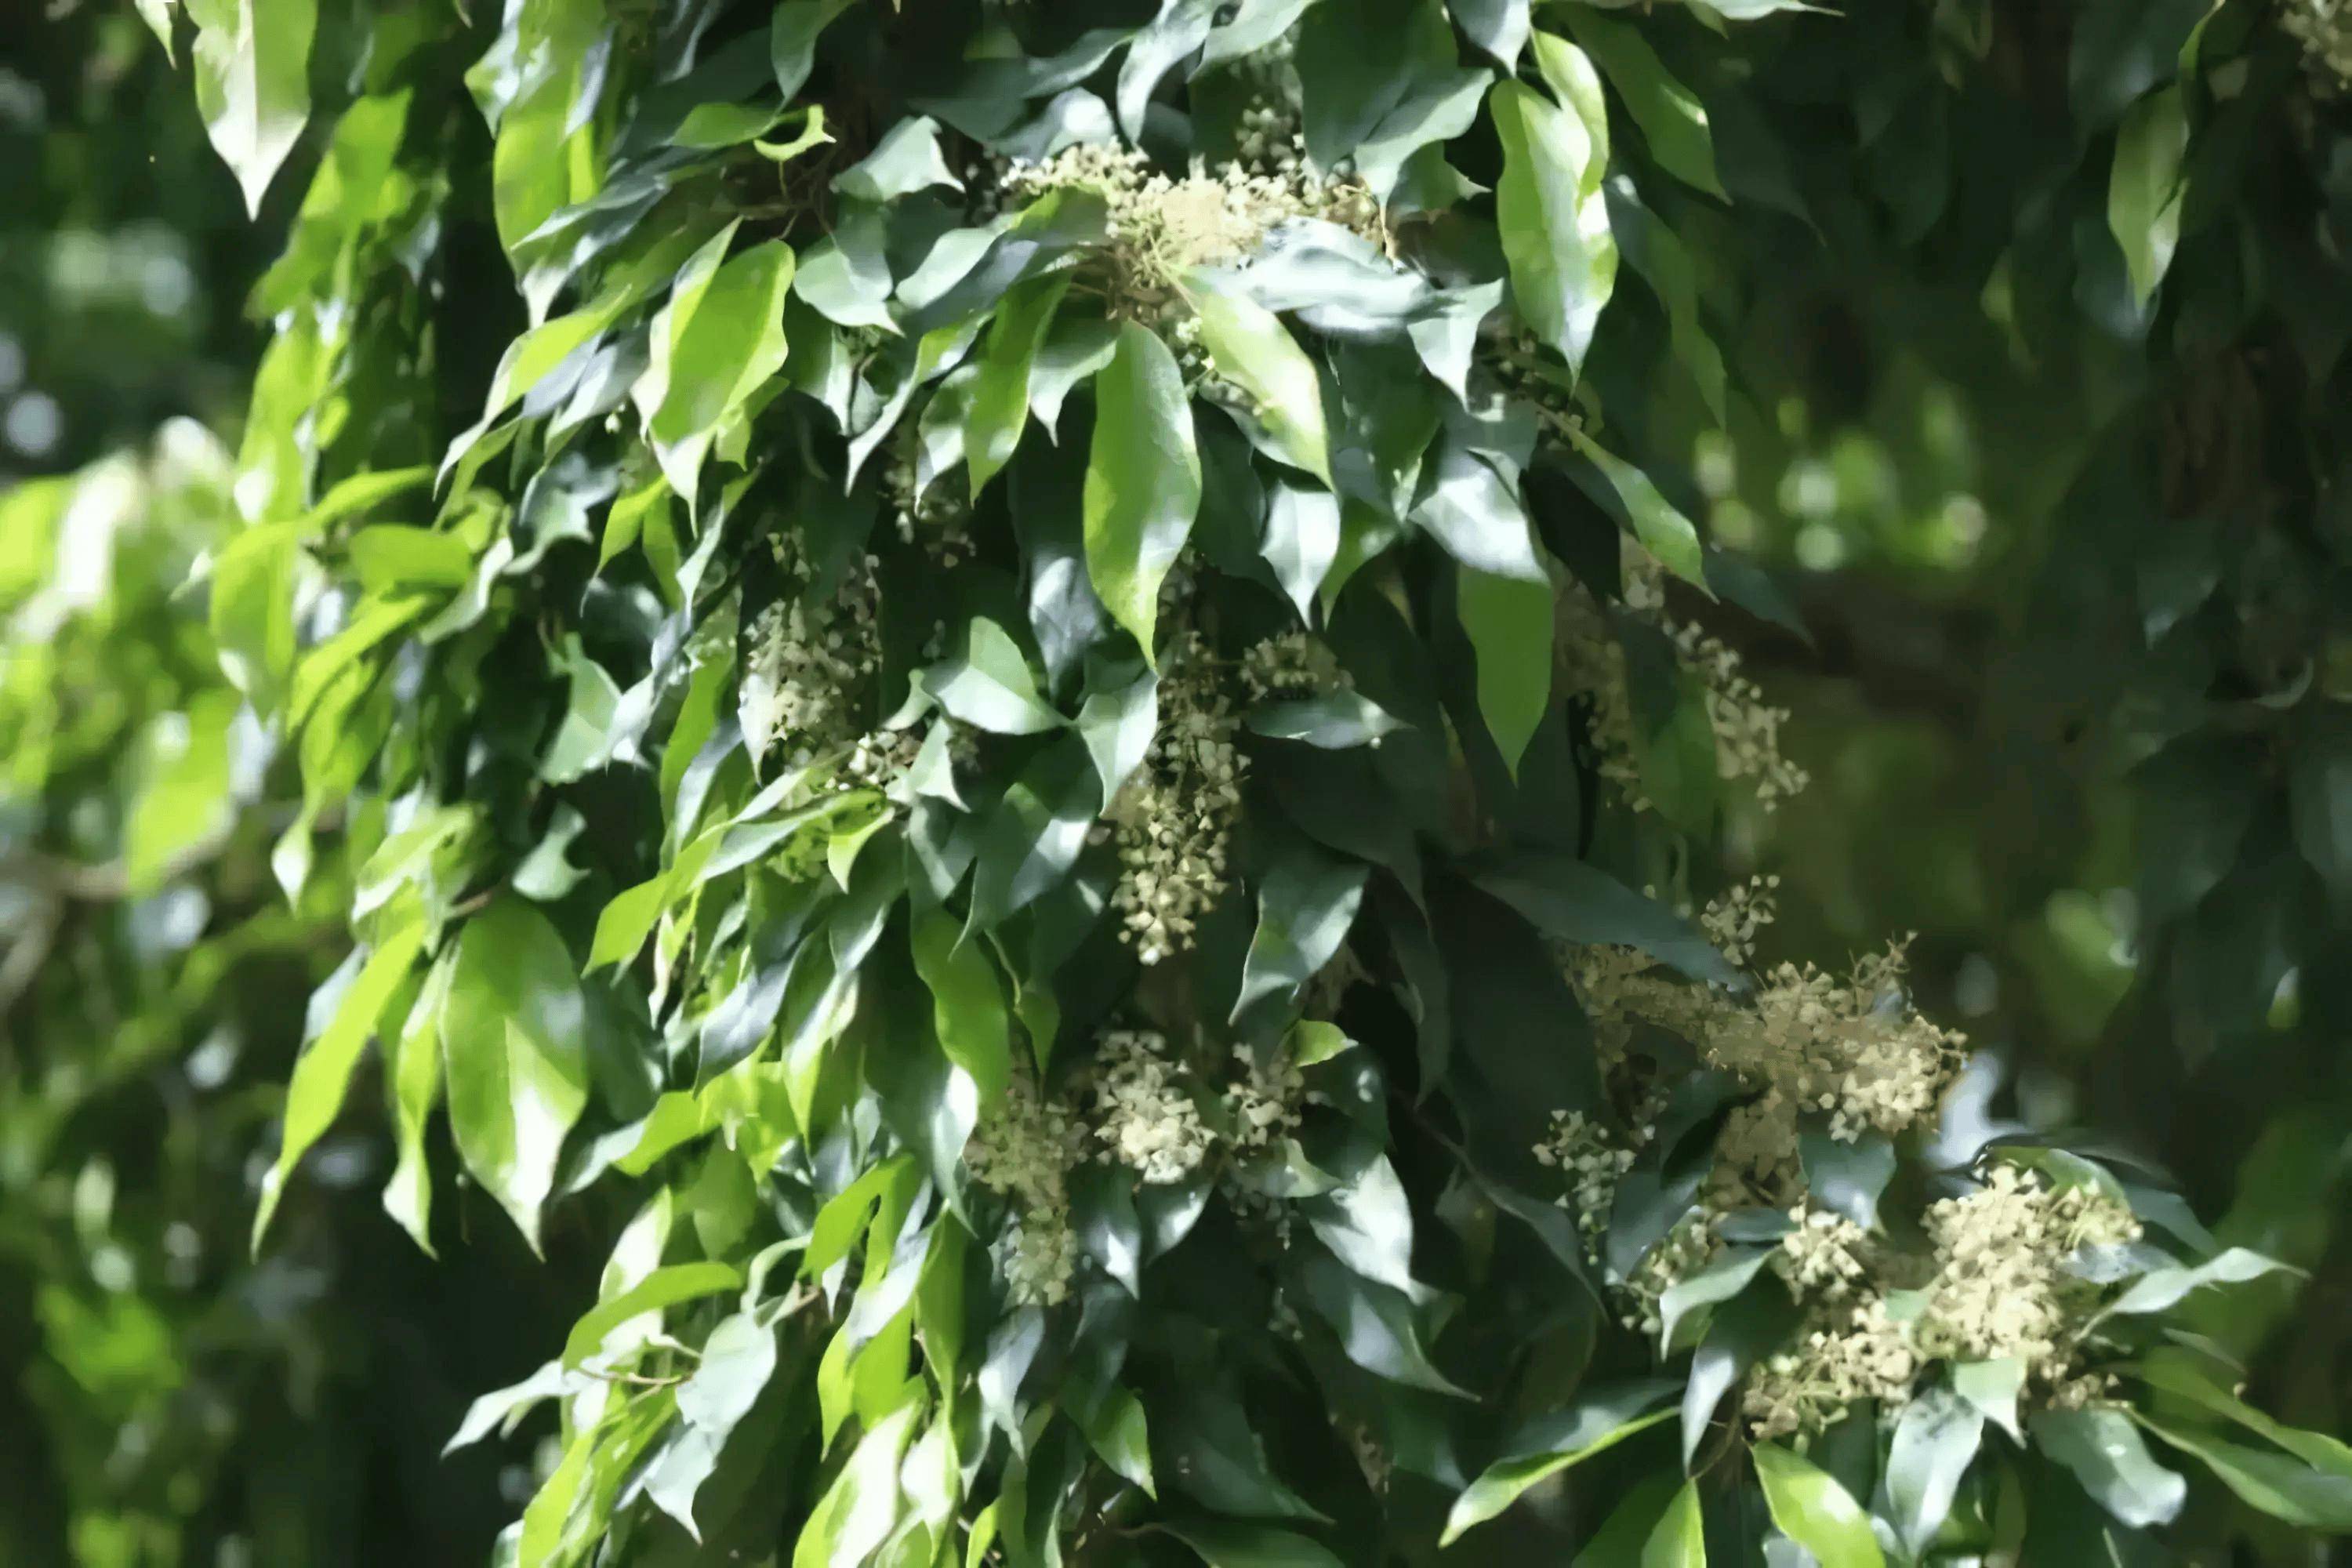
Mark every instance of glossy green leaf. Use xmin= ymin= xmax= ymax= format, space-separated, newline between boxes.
xmin=2030 ymin=1406 xmax=2187 ymax=1530
xmin=1468 ymin=848 xmax=1738 ymax=984
xmin=1799 ymin=1128 xmax=1897 ymax=1229
xmin=1160 ymin=1518 xmax=1345 ymax=1568
xmin=792 ymin=1399 xmax=920 ymax=1568
xmin=1081 ymin=1386 xmax=1156 ymax=1497
xmin=1232 ymin=837 xmax=1368 ymax=1021
xmin=1753 ymin=1442 xmax=1883 ymax=1567
xmin=124 ymin=688 xmax=238 ymax=893
xmin=382 ymin=953 xmax=452 ymax=1254
xmin=1885 ymin=1385 xmax=1987 ymax=1554
xmin=1457 ymin=564 xmax=1554 ymax=779
xmin=772 ymin=0 xmax=853 ymax=96
xmin=967 ymin=275 xmax=1071 ymax=496
xmin=1083 ymin=322 xmax=1202 ymax=661
xmin=910 ymin=907 xmax=1012 ymax=1108
xmin=2108 ymin=85 xmax=2187 ymax=309
xmin=252 ymin=921 xmax=426 ymax=1250
xmin=920 ymin=617 xmax=1064 ymax=735
xmin=186 ymin=0 xmax=318 ymax=214
xmin=1565 ymin=15 xmax=1723 ymax=198
xmin=1189 ymin=278 xmax=1332 ymax=485
xmin=1491 ymin=74 xmax=1614 ymax=374
xmin=440 ymin=898 xmax=593 ymax=1252
xmin=2096 ymin=1247 xmax=2289 ymax=1322
xmin=1443 ymin=1383 xmax=1679 ymax=1542
xmin=2132 ymin=1413 xmax=2352 ymax=1530
xmin=1565 ymin=430 xmax=1708 ymax=590
xmin=1076 ymin=659 xmax=1160 ymax=808
xmin=633 ymin=236 xmax=796 ymax=503
xmin=1641 ymin=1479 xmax=1707 ymax=1567
xmin=1245 ymin=691 xmax=1405 ymax=750
xmin=834 ymin=117 xmax=962 ymax=203
xmin=563 ymin=1261 xmax=742 ymax=1368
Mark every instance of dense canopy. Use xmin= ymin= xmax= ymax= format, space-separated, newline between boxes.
xmin=6 ymin=0 xmax=2352 ymax=1563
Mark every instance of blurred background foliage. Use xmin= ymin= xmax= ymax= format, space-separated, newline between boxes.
xmin=5 ymin=0 xmax=2349 ymax=1563
xmin=1 ymin=6 xmax=575 ymax=1565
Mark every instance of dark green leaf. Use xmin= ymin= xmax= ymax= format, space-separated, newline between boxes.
xmin=1442 ymin=1380 xmax=1677 ymax=1543
xmin=2030 ymin=1406 xmax=2187 ymax=1530
xmin=921 ymin=616 xmax=1065 ymax=735
xmin=1884 ymin=1385 xmax=1987 ymax=1557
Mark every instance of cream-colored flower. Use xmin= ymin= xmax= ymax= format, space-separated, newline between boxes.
xmin=739 ymin=534 xmax=930 ymax=800
xmin=1091 ymin=1029 xmax=1213 ymax=1185
xmin=1221 ymin=1043 xmax=1307 ymax=1153
xmin=1772 ymin=1204 xmax=1874 ymax=1303
xmin=1000 ymin=141 xmax=1383 ymax=321
xmin=1103 ymin=630 xmax=1247 ymax=965
xmin=2282 ymin=0 xmax=2352 ymax=90
xmin=1535 ymin=1108 xmax=1641 ymax=1250
xmin=1555 ymin=544 xmax=1809 ymax=813
xmin=1742 ymin=1293 xmax=1918 ymax=1440
xmin=1914 ymin=1163 xmax=2140 ymax=1382
xmin=998 ymin=1213 xmax=1079 ymax=1308
xmin=1239 ymin=630 xmax=1348 ymax=703
xmin=967 ymin=1064 xmax=1089 ymax=1306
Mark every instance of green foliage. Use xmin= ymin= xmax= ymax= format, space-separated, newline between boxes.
xmin=38 ymin=0 xmax=2352 ymax=1564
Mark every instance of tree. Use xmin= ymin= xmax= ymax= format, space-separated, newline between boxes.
xmin=89 ymin=0 xmax=2352 ymax=1561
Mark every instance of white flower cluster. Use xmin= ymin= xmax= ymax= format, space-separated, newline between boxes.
xmin=1555 ymin=544 xmax=1809 ymax=814
xmin=1570 ymin=876 xmax=1964 ymax=1203
xmin=967 ymin=1029 xmax=1323 ymax=1301
xmin=1238 ymin=630 xmax=1348 ymax=702
xmin=966 ymin=1065 xmax=1088 ymax=1306
xmin=1739 ymin=1164 xmax=2143 ymax=1439
xmin=1534 ymin=1108 xmax=1641 ymax=1252
xmin=1705 ymin=938 xmax=1968 ymax=1197
xmin=1623 ymin=1210 xmax=1719 ymax=1339
xmin=998 ymin=140 xmax=1381 ymax=320
xmin=741 ymin=539 xmax=884 ymax=771
xmin=1570 ymin=878 xmax=1781 ymax=1070
xmin=1221 ymin=1043 xmax=1308 ymax=1152
xmin=879 ymin=437 xmax=971 ymax=565
xmin=1744 ymin=1294 xmax=1919 ymax=1441
xmin=1914 ymin=1164 xmax=2141 ymax=1376
xmin=1102 ymin=631 xmax=1247 ymax=964
xmin=1771 ymin=1204 xmax=1873 ymax=1301
xmin=1091 ymin=1029 xmax=1214 ymax=1183
xmin=2282 ymin=0 xmax=2352 ymax=89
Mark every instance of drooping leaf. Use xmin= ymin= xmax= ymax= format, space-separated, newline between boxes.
xmin=1751 ymin=1441 xmax=1886 ymax=1568
xmin=440 ymin=898 xmax=593 ymax=1252
xmin=563 ymin=1261 xmax=743 ymax=1368
xmin=920 ymin=616 xmax=1065 ymax=735
xmin=1189 ymin=276 xmax=1333 ymax=485
xmin=187 ymin=0 xmax=319 ymax=214
xmin=2030 ymin=1406 xmax=2187 ymax=1530
xmin=1640 ymin=1479 xmax=1707 ymax=1567
xmin=1083 ymin=322 xmax=1203 ymax=660
xmin=910 ymin=907 xmax=1012 ymax=1108
xmin=2108 ymin=85 xmax=2187 ymax=310
xmin=1457 ymin=565 xmax=1555 ymax=779
xmin=1564 ymin=15 xmax=1724 ymax=198
xmin=1490 ymin=74 xmax=1614 ymax=374
xmin=1882 ymin=1385 xmax=1987 ymax=1557
xmin=252 ymin=922 xmax=426 ymax=1250
xmin=1442 ymin=1381 xmax=1678 ymax=1543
